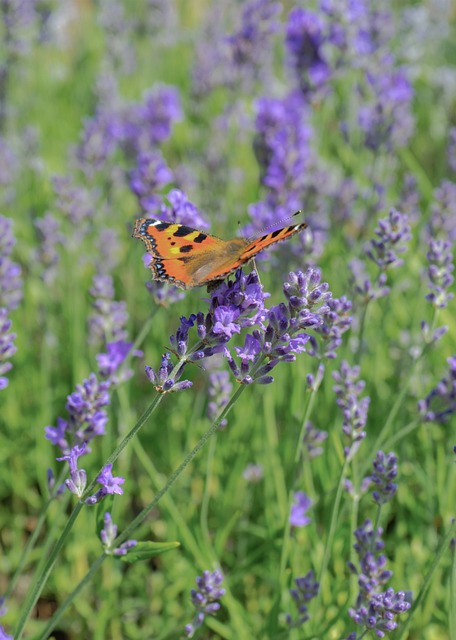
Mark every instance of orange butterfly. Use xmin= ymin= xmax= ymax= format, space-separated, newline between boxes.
xmin=132 ymin=216 xmax=308 ymax=290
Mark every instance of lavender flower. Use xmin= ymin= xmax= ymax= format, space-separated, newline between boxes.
xmin=428 ymin=180 xmax=456 ymax=243
xmin=348 ymin=588 xmax=411 ymax=637
xmin=348 ymin=519 xmax=393 ymax=608
xmin=253 ymin=91 xmax=313 ymax=213
xmin=448 ymin=127 xmax=456 ymax=173
xmin=52 ymin=175 xmax=96 ymax=226
xmin=88 ymin=275 xmax=129 ymax=347
xmin=365 ymin=208 xmax=411 ymax=271
xmin=98 ymin=0 xmax=136 ymax=75
xmin=129 ymin=150 xmax=173 ymax=213
xmin=418 ymin=355 xmax=456 ymax=424
xmin=100 ymin=512 xmax=137 ymax=556
xmin=145 ymin=353 xmax=192 ymax=393
xmin=34 ymin=213 xmax=63 ymax=285
xmin=371 ymin=451 xmax=398 ymax=506
xmin=289 ymin=492 xmax=312 ymax=527
xmin=0 ymin=136 xmax=17 ymax=195
xmin=307 ymin=295 xmax=353 ymax=359
xmin=207 ymin=369 xmax=233 ymax=428
xmin=45 ymin=373 xmax=110 ymax=454
xmin=0 ymin=308 xmax=16 ymax=390
xmin=226 ymin=0 xmax=281 ymax=91
xmin=0 ymin=626 xmax=12 ymax=640
xmin=96 ymin=340 xmax=142 ymax=384
xmin=285 ymin=7 xmax=331 ymax=95
xmin=0 ymin=215 xmax=23 ymax=311
xmin=333 ymin=361 xmax=370 ymax=460
xmin=184 ymin=570 xmax=225 ymax=638
xmin=350 ymin=209 xmax=411 ymax=301
xmin=286 ymin=571 xmax=319 ymax=627
xmin=357 ymin=67 xmax=414 ymax=152
xmin=85 ymin=464 xmax=125 ymax=505
xmin=121 ymin=85 xmax=182 ymax=155
xmin=242 ymin=463 xmax=264 ymax=483
xmin=56 ymin=443 xmax=88 ymax=497
xmin=302 ymin=421 xmax=328 ymax=458
xmin=425 ymin=238 xmax=454 ymax=309
xmin=75 ymin=109 xmax=120 ymax=177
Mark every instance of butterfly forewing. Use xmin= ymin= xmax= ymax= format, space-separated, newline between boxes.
xmin=133 ymin=217 xmax=308 ymax=290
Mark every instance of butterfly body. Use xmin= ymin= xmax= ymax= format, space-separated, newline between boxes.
xmin=132 ymin=217 xmax=307 ymax=290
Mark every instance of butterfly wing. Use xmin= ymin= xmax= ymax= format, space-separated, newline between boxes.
xmin=239 ymin=222 xmax=308 ymax=261
xmin=132 ymin=218 xmax=308 ymax=290
xmin=132 ymin=218 xmax=249 ymax=289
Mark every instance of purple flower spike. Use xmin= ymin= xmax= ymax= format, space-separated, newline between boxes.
xmin=100 ymin=512 xmax=137 ymax=556
xmin=286 ymin=570 xmax=319 ymax=628
xmin=349 ymin=588 xmax=411 ymax=637
xmin=88 ymin=274 xmax=129 ymax=347
xmin=371 ymin=451 xmax=398 ymax=505
xmin=333 ymin=362 xmax=370 ymax=460
xmin=418 ymin=355 xmax=456 ymax=424
xmin=0 ymin=215 xmax=23 ymax=312
xmin=285 ymin=7 xmax=331 ymax=95
xmin=425 ymin=238 xmax=454 ymax=309
xmin=289 ymin=491 xmax=312 ymax=527
xmin=0 ymin=308 xmax=16 ymax=390
xmin=302 ymin=421 xmax=328 ymax=458
xmin=185 ymin=569 xmax=225 ymax=638
xmin=129 ymin=150 xmax=173 ymax=213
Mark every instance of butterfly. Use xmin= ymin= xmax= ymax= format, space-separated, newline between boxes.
xmin=132 ymin=215 xmax=308 ymax=290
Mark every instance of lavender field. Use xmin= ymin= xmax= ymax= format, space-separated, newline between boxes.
xmin=1 ymin=1 xmax=455 ymax=638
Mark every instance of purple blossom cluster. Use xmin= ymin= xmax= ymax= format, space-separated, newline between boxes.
xmin=418 ymin=355 xmax=456 ymax=424
xmin=33 ymin=213 xmax=63 ymax=285
xmin=0 ymin=215 xmax=23 ymax=312
xmin=333 ymin=361 xmax=370 ymax=461
xmin=88 ymin=275 xmax=129 ymax=347
xmin=302 ymin=421 xmax=328 ymax=458
xmin=252 ymin=91 xmax=313 ymax=217
xmin=289 ymin=492 xmax=312 ymax=528
xmin=0 ymin=216 xmax=22 ymax=389
xmin=145 ymin=267 xmax=352 ymax=393
xmin=191 ymin=0 xmax=281 ymax=99
xmin=185 ymin=569 xmax=225 ymax=638
xmin=100 ymin=512 xmax=137 ymax=556
xmin=425 ymin=238 xmax=454 ymax=309
xmin=350 ymin=208 xmax=411 ymax=301
xmin=347 ymin=588 xmax=411 ymax=639
xmin=207 ymin=369 xmax=233 ymax=428
xmin=347 ymin=453 xmax=410 ymax=637
xmin=371 ymin=451 xmax=398 ymax=506
xmin=285 ymin=7 xmax=332 ymax=96
xmin=0 ymin=308 xmax=16 ymax=391
xmin=284 ymin=2 xmax=414 ymax=151
xmin=286 ymin=570 xmax=319 ymax=628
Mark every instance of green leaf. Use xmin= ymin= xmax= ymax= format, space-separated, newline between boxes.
xmin=119 ymin=540 xmax=180 ymax=563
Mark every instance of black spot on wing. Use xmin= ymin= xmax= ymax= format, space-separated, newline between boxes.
xmin=173 ymin=225 xmax=196 ymax=237
xmin=154 ymin=222 xmax=171 ymax=231
xmin=179 ymin=244 xmax=193 ymax=253
xmin=193 ymin=233 xmax=207 ymax=244
xmin=270 ymin=229 xmax=282 ymax=239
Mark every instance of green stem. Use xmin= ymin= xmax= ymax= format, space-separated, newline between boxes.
xmin=311 ymin=457 xmax=349 ymax=624
xmin=5 ymin=467 xmax=68 ymax=599
xmin=114 ymin=383 xmax=246 ymax=547
xmin=398 ymin=519 xmax=456 ymax=639
xmin=29 ymin=383 xmax=247 ymax=640
xmin=35 ymin=554 xmax=108 ymax=640
xmin=15 ymin=501 xmax=85 ymax=639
